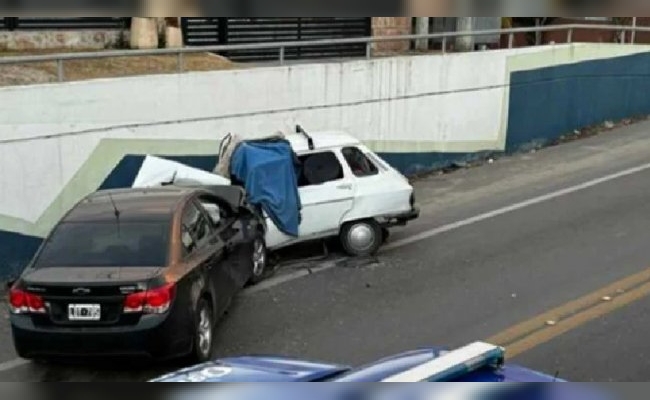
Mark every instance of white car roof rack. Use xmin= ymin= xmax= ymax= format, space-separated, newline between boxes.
xmin=381 ymin=342 xmax=505 ymax=382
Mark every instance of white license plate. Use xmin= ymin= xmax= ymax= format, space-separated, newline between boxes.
xmin=68 ymin=304 xmax=101 ymax=321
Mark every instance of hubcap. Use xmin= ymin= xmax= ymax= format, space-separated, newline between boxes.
xmin=252 ymin=239 xmax=266 ymax=276
xmin=347 ymin=223 xmax=375 ymax=252
xmin=197 ymin=307 xmax=212 ymax=357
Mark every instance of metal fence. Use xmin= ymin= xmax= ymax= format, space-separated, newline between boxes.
xmin=2 ymin=23 xmax=650 ymax=83
xmin=182 ymin=17 xmax=372 ymax=61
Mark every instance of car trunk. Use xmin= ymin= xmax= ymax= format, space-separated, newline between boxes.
xmin=21 ymin=266 xmax=163 ymax=328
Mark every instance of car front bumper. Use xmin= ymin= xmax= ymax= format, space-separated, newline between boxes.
xmin=10 ymin=312 xmax=192 ymax=361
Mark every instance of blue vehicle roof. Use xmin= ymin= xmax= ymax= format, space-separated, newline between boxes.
xmin=151 ymin=344 xmax=561 ymax=383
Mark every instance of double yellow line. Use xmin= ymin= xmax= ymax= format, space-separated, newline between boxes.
xmin=486 ymin=267 xmax=650 ymax=358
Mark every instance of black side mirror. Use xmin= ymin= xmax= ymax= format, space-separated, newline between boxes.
xmin=5 ymin=280 xmax=16 ymax=291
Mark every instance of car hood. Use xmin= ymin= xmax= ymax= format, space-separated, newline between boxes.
xmin=150 ymin=356 xmax=350 ymax=382
xmin=21 ymin=266 xmax=163 ymax=286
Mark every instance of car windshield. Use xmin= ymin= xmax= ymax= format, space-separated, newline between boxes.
xmin=33 ymin=221 xmax=170 ymax=268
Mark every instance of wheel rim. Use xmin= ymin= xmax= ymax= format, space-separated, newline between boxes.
xmin=197 ymin=307 xmax=212 ymax=357
xmin=347 ymin=223 xmax=376 ymax=253
xmin=252 ymin=239 xmax=266 ymax=277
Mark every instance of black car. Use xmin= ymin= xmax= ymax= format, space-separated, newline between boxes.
xmin=7 ymin=185 xmax=267 ymax=362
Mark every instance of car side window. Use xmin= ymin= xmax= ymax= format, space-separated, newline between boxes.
xmin=298 ymin=151 xmax=344 ymax=187
xmin=341 ymin=147 xmax=379 ymax=177
xmin=181 ymin=202 xmax=212 ymax=257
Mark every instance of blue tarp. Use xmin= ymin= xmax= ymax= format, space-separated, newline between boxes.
xmin=230 ymin=140 xmax=302 ymax=237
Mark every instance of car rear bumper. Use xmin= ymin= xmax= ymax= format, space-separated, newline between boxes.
xmin=380 ymin=207 xmax=420 ymax=228
xmin=10 ymin=313 xmax=192 ymax=360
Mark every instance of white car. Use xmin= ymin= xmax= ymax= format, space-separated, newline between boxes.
xmin=262 ymin=130 xmax=419 ymax=257
xmin=133 ymin=130 xmax=419 ymax=257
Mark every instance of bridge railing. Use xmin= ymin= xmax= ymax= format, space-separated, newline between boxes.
xmin=2 ymin=23 xmax=650 ymax=82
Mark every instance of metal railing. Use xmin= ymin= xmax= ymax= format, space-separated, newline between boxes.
xmin=2 ymin=23 xmax=650 ymax=83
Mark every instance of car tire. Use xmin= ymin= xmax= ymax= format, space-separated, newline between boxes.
xmin=340 ymin=219 xmax=382 ymax=257
xmin=248 ymin=236 xmax=268 ymax=286
xmin=190 ymin=298 xmax=214 ymax=364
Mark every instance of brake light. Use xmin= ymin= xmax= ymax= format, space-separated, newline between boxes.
xmin=8 ymin=289 xmax=46 ymax=315
xmin=123 ymin=283 xmax=176 ymax=315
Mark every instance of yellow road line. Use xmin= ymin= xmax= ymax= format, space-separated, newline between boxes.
xmin=505 ymin=280 xmax=650 ymax=358
xmin=486 ymin=267 xmax=650 ymax=358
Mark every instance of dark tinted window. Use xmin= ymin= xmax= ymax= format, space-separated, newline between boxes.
xmin=34 ymin=222 xmax=170 ymax=268
xmin=181 ymin=202 xmax=212 ymax=256
xmin=342 ymin=147 xmax=379 ymax=177
xmin=298 ymin=151 xmax=344 ymax=187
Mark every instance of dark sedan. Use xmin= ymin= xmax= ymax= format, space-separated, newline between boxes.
xmin=8 ymin=185 xmax=267 ymax=363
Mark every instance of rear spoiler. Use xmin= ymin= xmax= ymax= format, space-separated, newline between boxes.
xmin=382 ymin=342 xmax=505 ymax=382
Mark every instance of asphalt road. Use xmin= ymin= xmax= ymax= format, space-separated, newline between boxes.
xmin=3 ymin=120 xmax=650 ymax=382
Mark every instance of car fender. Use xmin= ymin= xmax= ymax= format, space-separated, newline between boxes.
xmin=339 ymin=183 xmax=413 ymax=227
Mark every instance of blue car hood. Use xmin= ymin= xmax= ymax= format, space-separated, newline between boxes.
xmin=150 ymin=356 xmax=350 ymax=382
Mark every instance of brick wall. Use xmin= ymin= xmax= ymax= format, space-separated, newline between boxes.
xmin=372 ymin=17 xmax=412 ymax=53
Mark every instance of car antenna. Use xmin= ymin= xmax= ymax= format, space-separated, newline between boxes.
xmin=108 ymin=193 xmax=121 ymax=235
xmin=296 ymin=124 xmax=314 ymax=151
xmin=162 ymin=171 xmax=178 ymax=187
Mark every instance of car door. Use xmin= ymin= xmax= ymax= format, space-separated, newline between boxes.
xmin=296 ymin=150 xmax=355 ymax=239
xmin=339 ymin=145 xmax=412 ymax=220
xmin=180 ymin=200 xmax=231 ymax=317
xmin=196 ymin=195 xmax=251 ymax=290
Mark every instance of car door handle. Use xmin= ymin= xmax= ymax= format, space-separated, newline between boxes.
xmin=337 ymin=183 xmax=353 ymax=190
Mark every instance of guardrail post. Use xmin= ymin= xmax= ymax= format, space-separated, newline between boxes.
xmin=442 ymin=37 xmax=447 ymax=54
xmin=508 ymin=33 xmax=514 ymax=49
xmin=567 ymin=28 xmax=574 ymax=44
xmin=279 ymin=46 xmax=285 ymax=65
xmin=177 ymin=52 xmax=184 ymax=73
xmin=365 ymin=42 xmax=372 ymax=59
xmin=56 ymin=59 xmax=64 ymax=82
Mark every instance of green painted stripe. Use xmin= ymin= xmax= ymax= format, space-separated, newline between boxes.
xmin=0 ymin=138 xmax=220 ymax=238
xmin=508 ymin=43 xmax=650 ymax=73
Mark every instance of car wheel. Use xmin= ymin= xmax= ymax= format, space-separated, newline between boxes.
xmin=248 ymin=236 xmax=268 ymax=285
xmin=191 ymin=298 xmax=214 ymax=364
xmin=340 ymin=219 xmax=382 ymax=257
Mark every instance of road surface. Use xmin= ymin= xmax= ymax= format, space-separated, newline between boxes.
xmin=2 ymin=120 xmax=650 ymax=382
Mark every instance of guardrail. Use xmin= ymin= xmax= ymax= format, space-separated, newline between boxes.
xmin=2 ymin=23 xmax=650 ymax=82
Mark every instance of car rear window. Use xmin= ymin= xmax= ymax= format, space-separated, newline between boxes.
xmin=33 ymin=221 xmax=170 ymax=268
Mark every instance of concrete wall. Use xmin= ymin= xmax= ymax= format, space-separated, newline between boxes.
xmin=2 ymin=43 xmax=650 ymax=278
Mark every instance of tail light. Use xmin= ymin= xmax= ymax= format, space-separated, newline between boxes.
xmin=123 ymin=283 xmax=176 ymax=315
xmin=8 ymin=289 xmax=46 ymax=315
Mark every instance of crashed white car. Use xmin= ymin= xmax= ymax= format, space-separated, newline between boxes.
xmin=134 ymin=129 xmax=419 ymax=257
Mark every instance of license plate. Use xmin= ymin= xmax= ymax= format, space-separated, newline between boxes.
xmin=68 ymin=304 xmax=101 ymax=321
